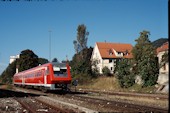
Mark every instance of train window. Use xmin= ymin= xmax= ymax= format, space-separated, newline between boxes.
xmin=52 ymin=62 xmax=67 ymax=77
xmin=54 ymin=69 xmax=67 ymax=77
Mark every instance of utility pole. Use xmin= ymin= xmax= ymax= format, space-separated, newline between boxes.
xmin=49 ymin=30 xmax=52 ymax=62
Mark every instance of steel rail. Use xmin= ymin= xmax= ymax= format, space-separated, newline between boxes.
xmin=71 ymin=94 xmax=168 ymax=113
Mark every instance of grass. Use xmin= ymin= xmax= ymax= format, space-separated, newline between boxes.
xmin=75 ymin=76 xmax=168 ymax=109
xmin=0 ymin=83 xmax=13 ymax=90
xmin=125 ymin=84 xmax=157 ymax=93
xmin=77 ymin=76 xmax=157 ymax=93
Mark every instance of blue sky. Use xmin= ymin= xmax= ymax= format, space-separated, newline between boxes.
xmin=0 ymin=0 xmax=168 ymax=74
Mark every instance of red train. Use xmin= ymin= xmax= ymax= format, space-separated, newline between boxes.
xmin=13 ymin=62 xmax=72 ymax=92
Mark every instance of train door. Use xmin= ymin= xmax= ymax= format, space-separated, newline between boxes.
xmin=41 ymin=66 xmax=50 ymax=92
xmin=44 ymin=66 xmax=49 ymax=85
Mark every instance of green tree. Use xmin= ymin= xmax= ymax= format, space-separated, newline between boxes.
xmin=38 ymin=58 xmax=49 ymax=65
xmin=70 ymin=47 xmax=94 ymax=84
xmin=70 ymin=47 xmax=93 ymax=75
xmin=0 ymin=60 xmax=17 ymax=84
xmin=73 ymin=24 xmax=89 ymax=53
xmin=52 ymin=58 xmax=58 ymax=63
xmin=115 ymin=59 xmax=135 ymax=88
xmin=132 ymin=30 xmax=159 ymax=87
xmin=73 ymin=40 xmax=78 ymax=54
xmin=17 ymin=49 xmax=39 ymax=72
xmin=0 ymin=50 xmax=48 ymax=84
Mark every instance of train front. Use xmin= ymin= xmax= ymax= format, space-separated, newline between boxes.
xmin=51 ymin=62 xmax=72 ymax=90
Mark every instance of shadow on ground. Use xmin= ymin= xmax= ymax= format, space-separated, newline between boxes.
xmin=0 ymin=89 xmax=40 ymax=98
xmin=49 ymin=89 xmax=88 ymax=95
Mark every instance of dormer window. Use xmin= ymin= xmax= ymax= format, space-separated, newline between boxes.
xmin=109 ymin=49 xmax=113 ymax=55
xmin=117 ymin=52 xmax=121 ymax=55
xmin=116 ymin=51 xmax=123 ymax=57
xmin=123 ymin=50 xmax=129 ymax=56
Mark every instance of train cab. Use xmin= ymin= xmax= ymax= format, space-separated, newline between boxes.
xmin=48 ymin=62 xmax=72 ymax=90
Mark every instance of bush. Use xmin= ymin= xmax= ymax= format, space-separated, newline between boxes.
xmin=115 ymin=59 xmax=135 ymax=88
xmin=72 ymin=74 xmax=92 ymax=85
xmin=102 ymin=66 xmax=111 ymax=76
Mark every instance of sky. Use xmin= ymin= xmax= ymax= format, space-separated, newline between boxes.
xmin=0 ymin=0 xmax=168 ymax=74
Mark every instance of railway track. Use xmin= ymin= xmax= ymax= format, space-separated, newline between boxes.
xmin=65 ymin=94 xmax=168 ymax=112
xmin=68 ymin=88 xmax=168 ymax=112
xmin=2 ymin=86 xmax=168 ymax=112
xmin=44 ymin=89 xmax=168 ymax=112
xmin=74 ymin=88 xmax=168 ymax=100
xmin=15 ymin=96 xmax=71 ymax=113
xmin=0 ymin=88 xmax=75 ymax=113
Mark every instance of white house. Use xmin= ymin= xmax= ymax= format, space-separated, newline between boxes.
xmin=9 ymin=54 xmax=20 ymax=64
xmin=91 ymin=42 xmax=133 ymax=74
xmin=156 ymin=42 xmax=169 ymax=85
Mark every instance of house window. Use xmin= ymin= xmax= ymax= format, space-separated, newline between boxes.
xmin=163 ymin=64 xmax=166 ymax=70
xmin=109 ymin=59 xmax=112 ymax=63
xmin=117 ymin=52 xmax=121 ymax=55
xmin=109 ymin=49 xmax=113 ymax=55
xmin=111 ymin=67 xmax=113 ymax=70
xmin=124 ymin=50 xmax=128 ymax=56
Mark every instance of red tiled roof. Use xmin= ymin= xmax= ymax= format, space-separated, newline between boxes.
xmin=96 ymin=42 xmax=133 ymax=58
xmin=156 ymin=42 xmax=169 ymax=54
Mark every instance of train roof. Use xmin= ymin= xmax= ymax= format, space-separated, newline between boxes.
xmin=51 ymin=62 xmax=67 ymax=68
xmin=14 ymin=62 xmax=68 ymax=75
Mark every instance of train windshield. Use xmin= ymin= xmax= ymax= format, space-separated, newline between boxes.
xmin=52 ymin=63 xmax=67 ymax=77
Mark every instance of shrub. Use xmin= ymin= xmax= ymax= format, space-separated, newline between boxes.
xmin=102 ymin=66 xmax=111 ymax=76
xmin=115 ymin=59 xmax=135 ymax=88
